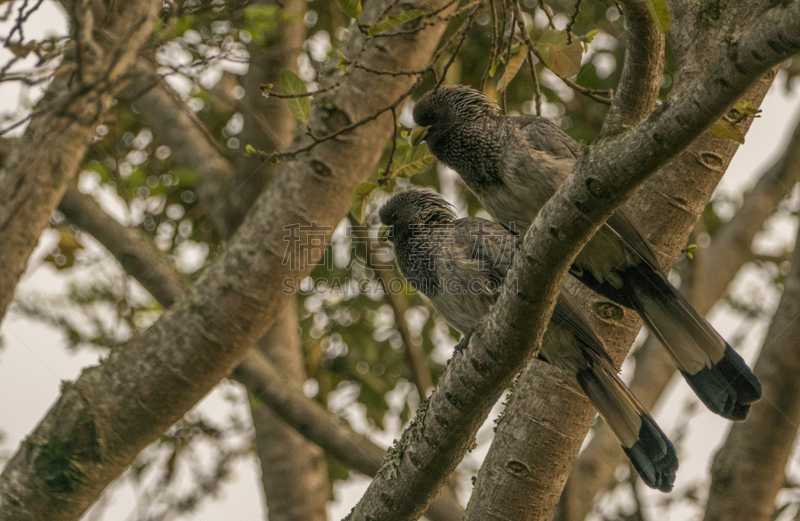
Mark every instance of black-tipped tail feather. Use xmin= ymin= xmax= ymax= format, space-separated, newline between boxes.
xmin=622 ymin=415 xmax=678 ymax=492
xmin=576 ymin=367 xmax=678 ymax=491
xmin=682 ymin=345 xmax=762 ymax=420
xmin=622 ymin=263 xmax=762 ymax=420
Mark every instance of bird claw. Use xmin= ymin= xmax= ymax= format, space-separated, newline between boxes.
xmin=454 ymin=330 xmax=474 ymax=353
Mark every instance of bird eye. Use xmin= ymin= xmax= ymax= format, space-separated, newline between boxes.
xmin=391 ymin=212 xmax=398 ymax=221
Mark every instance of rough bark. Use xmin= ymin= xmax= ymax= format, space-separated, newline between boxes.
xmin=0 ymin=0 xmax=456 ymax=518
xmin=223 ymin=0 xmax=307 ymax=235
xmin=347 ymin=3 xmax=800 ymax=520
xmin=701 ymin=167 xmax=800 ymax=521
xmin=558 ymin=106 xmax=800 ymax=521
xmin=249 ymin=305 xmax=329 ymax=521
xmin=599 ymin=0 xmax=665 ymax=136
xmin=0 ymin=0 xmax=161 ymax=326
xmin=57 ymin=187 xmax=464 ymax=521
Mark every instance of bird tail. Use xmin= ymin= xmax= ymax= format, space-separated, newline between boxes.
xmin=622 ymin=264 xmax=762 ymax=420
xmin=576 ymin=365 xmax=678 ymax=492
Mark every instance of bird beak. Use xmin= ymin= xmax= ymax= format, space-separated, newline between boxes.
xmin=378 ymin=224 xmax=392 ymax=244
xmin=410 ymin=125 xmax=429 ymax=146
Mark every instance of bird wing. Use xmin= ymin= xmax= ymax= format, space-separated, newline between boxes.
xmin=551 ymin=289 xmax=617 ymax=372
xmin=453 ymin=217 xmax=515 ymax=286
xmin=605 ymin=209 xmax=663 ymax=272
xmin=512 ymin=115 xmax=582 ymax=160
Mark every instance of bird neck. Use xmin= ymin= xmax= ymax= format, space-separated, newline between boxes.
xmin=428 ymin=118 xmax=504 ymax=190
xmin=393 ymin=221 xmax=454 ymax=297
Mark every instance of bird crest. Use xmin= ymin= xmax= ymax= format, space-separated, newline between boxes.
xmin=416 ymin=85 xmax=501 ymax=122
xmin=379 ymin=188 xmax=457 ymax=226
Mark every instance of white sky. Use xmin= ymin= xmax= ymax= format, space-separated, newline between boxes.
xmin=2 ymin=2 xmax=800 ymax=520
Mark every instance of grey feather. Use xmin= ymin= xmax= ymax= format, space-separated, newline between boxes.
xmin=378 ymin=188 xmax=678 ymax=490
xmin=413 ymin=85 xmax=761 ymax=420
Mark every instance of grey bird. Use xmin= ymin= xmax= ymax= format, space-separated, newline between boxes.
xmin=411 ymin=85 xmax=761 ymax=421
xmin=378 ymin=188 xmax=678 ymax=491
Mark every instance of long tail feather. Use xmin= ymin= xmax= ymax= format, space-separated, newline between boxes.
xmin=576 ymin=367 xmax=678 ymax=492
xmin=623 ymin=264 xmax=762 ymax=420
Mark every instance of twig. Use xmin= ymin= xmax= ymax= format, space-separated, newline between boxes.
xmin=501 ymin=5 xmax=516 ymax=111
xmin=480 ymin=0 xmax=502 ymax=90
xmin=565 ymin=0 xmax=582 ymax=44
xmin=538 ymin=0 xmax=556 ymax=29
xmin=526 ymin=46 xmax=542 ymax=115
xmin=435 ymin=1 xmax=485 ymax=90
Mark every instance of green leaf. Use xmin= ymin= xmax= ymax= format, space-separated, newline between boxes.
xmin=334 ymin=0 xmax=362 ymax=19
xmin=583 ymin=29 xmax=600 ymax=44
xmin=538 ymin=30 xmax=583 ymax=78
xmin=280 ymin=70 xmax=311 ymax=123
xmin=497 ymin=45 xmax=528 ymax=92
xmin=707 ymin=119 xmax=744 ymax=144
xmin=735 ymin=100 xmax=762 ymax=118
xmin=392 ymin=144 xmax=436 ymax=178
xmin=367 ymin=9 xmax=423 ymax=36
xmin=645 ymin=0 xmax=670 ymax=34
xmin=337 ymin=49 xmax=349 ymax=69
xmin=350 ymin=182 xmax=377 ymax=224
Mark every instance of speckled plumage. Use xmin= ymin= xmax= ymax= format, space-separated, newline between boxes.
xmin=379 ymin=188 xmax=678 ymax=491
xmin=413 ymin=85 xmax=762 ymax=421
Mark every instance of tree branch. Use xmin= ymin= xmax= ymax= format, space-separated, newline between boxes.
xmin=58 ymin=187 xmax=464 ymax=521
xmin=119 ymin=58 xmax=235 ymax=235
xmin=0 ymin=0 xmax=162 ymax=326
xmin=557 ymin=97 xmax=800 ymax=521
xmin=248 ymin=304 xmax=329 ymax=521
xmin=0 ymin=1 xmax=459 ymax=518
xmin=600 ymin=0 xmax=665 ymax=136
xmin=346 ymin=4 xmax=800 ymax=520
xmin=703 ymin=220 xmax=800 ymax=521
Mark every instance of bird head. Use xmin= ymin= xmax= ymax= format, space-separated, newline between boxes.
xmin=411 ymin=85 xmax=500 ymax=146
xmin=378 ymin=188 xmax=456 ymax=246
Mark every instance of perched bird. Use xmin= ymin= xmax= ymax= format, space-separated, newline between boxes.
xmin=378 ymin=188 xmax=678 ymax=491
xmin=411 ymin=85 xmax=761 ymax=421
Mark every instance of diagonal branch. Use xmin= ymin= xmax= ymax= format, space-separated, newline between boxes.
xmin=0 ymin=1 xmax=460 ymax=519
xmin=0 ymin=0 xmax=162 ymax=326
xmin=346 ymin=4 xmax=800 ymax=520
xmin=557 ymin=106 xmax=800 ymax=521
xmin=703 ymin=220 xmax=800 ymax=521
xmin=58 ymin=186 xmax=464 ymax=521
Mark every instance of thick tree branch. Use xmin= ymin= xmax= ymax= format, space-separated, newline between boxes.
xmin=0 ymin=1 xmax=457 ymax=519
xmin=556 ymin=106 xmax=800 ymax=521
xmin=248 ymin=304 xmax=329 ymax=521
xmin=0 ymin=0 xmax=161 ymax=326
xmin=58 ymin=187 xmax=463 ymax=521
xmin=703 ymin=221 xmax=800 ymax=521
xmin=223 ymin=0 xmax=307 ymax=235
xmin=347 ymin=4 xmax=800 ymax=520
xmin=58 ymin=186 xmax=188 ymax=308
xmin=600 ymin=0 xmax=665 ymax=136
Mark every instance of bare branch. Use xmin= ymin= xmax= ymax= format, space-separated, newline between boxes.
xmin=347 ymin=4 xmax=800 ymax=520
xmin=703 ymin=221 xmax=800 ymax=521
xmin=599 ymin=0 xmax=665 ymax=136
xmin=0 ymin=1 xmax=460 ymax=518
xmin=0 ymin=0 xmax=162 ymax=326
